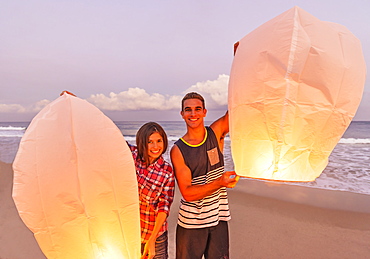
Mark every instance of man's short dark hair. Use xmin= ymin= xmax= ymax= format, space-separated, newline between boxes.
xmin=181 ymin=92 xmax=205 ymax=111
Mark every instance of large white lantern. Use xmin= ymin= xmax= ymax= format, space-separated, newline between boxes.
xmin=13 ymin=93 xmax=141 ymax=258
xmin=228 ymin=6 xmax=366 ymax=181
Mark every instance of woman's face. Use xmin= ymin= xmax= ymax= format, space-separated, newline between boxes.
xmin=147 ymin=132 xmax=164 ymax=164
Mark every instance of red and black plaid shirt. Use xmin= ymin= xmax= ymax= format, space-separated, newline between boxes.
xmin=129 ymin=145 xmax=175 ymax=243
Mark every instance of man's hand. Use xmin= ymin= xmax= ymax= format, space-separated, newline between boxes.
xmin=60 ymin=90 xmax=76 ymax=97
xmin=220 ymin=171 xmax=239 ymax=188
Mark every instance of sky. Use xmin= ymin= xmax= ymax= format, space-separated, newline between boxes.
xmin=1 ymin=0 xmax=369 ymax=122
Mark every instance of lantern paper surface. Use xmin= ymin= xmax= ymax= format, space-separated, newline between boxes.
xmin=13 ymin=94 xmax=141 ymax=258
xmin=228 ymin=6 xmax=366 ymax=181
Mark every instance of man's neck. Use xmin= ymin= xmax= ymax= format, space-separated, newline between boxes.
xmin=183 ymin=124 xmax=206 ymax=145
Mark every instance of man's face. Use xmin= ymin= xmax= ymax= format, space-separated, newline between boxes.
xmin=181 ymin=99 xmax=207 ymax=128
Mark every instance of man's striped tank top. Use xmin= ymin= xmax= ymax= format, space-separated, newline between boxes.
xmin=174 ymin=126 xmax=231 ymax=229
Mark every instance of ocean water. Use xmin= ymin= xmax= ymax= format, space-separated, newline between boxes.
xmin=1 ymin=121 xmax=369 ymax=195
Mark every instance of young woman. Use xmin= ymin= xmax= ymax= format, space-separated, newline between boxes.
xmin=128 ymin=122 xmax=175 ymax=259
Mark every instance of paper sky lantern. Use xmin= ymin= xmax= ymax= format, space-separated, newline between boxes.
xmin=228 ymin=6 xmax=366 ymax=181
xmin=13 ymin=93 xmax=141 ymax=258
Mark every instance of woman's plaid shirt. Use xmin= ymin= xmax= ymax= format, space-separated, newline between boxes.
xmin=129 ymin=145 xmax=175 ymax=243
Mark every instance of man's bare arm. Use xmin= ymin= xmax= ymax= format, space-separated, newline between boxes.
xmin=210 ymin=111 xmax=229 ymax=152
xmin=170 ymin=144 xmax=238 ymax=202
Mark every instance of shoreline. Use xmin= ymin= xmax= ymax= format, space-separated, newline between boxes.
xmin=2 ymin=160 xmax=370 ymax=258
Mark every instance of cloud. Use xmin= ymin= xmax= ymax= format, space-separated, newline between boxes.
xmin=183 ymin=74 xmax=229 ymax=108
xmin=87 ymin=87 xmax=182 ymax=111
xmin=0 ymin=74 xmax=230 ymax=115
xmin=86 ymin=74 xmax=230 ymax=112
xmin=0 ymin=99 xmax=50 ymax=114
xmin=30 ymin=99 xmax=51 ymax=112
xmin=0 ymin=104 xmax=26 ymax=113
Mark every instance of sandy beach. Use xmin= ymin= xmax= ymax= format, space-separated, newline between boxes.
xmin=0 ymin=161 xmax=46 ymax=259
xmin=1 ymin=160 xmax=370 ymax=259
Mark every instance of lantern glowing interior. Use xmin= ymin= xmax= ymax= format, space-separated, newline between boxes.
xmin=228 ymin=6 xmax=366 ymax=181
xmin=13 ymin=94 xmax=141 ymax=258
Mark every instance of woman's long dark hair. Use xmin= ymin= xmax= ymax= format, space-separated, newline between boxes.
xmin=136 ymin=122 xmax=168 ymax=166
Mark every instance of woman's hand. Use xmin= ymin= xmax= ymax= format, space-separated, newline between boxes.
xmin=141 ymin=239 xmax=156 ymax=259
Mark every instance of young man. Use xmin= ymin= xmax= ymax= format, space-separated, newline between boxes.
xmin=170 ymin=92 xmax=239 ymax=259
